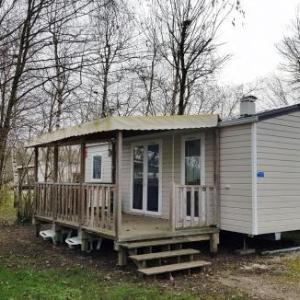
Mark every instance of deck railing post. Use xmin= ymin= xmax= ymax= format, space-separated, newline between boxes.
xmin=170 ymin=182 xmax=176 ymax=231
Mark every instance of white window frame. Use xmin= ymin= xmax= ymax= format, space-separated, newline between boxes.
xmin=130 ymin=139 xmax=162 ymax=216
xmin=91 ymin=154 xmax=103 ymax=182
xmin=181 ymin=133 xmax=205 ymax=186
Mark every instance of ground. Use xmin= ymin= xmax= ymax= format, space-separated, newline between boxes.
xmin=0 ymin=225 xmax=300 ymax=300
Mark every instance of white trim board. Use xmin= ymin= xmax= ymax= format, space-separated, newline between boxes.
xmin=251 ymin=122 xmax=258 ymax=235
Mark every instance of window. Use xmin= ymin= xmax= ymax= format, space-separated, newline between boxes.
xmin=147 ymin=144 xmax=159 ymax=212
xmin=185 ymin=139 xmax=201 ymax=185
xmin=133 ymin=146 xmax=144 ymax=210
xmin=183 ymin=138 xmax=202 ymax=218
xmin=92 ymin=155 xmax=102 ymax=179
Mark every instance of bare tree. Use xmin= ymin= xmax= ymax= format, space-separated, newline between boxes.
xmin=277 ymin=11 xmax=300 ymax=91
xmin=184 ymin=80 xmax=261 ymax=118
xmin=84 ymin=0 xmax=134 ymax=118
xmin=41 ymin=0 xmax=89 ymax=181
xmin=0 ymin=0 xmax=91 ymax=185
xmin=259 ymin=75 xmax=296 ymax=110
xmin=149 ymin=0 xmax=241 ymax=115
xmin=0 ymin=0 xmax=52 ymax=185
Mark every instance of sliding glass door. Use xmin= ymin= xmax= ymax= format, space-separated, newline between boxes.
xmin=132 ymin=142 xmax=161 ymax=214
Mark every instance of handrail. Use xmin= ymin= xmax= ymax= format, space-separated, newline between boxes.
xmin=36 ymin=182 xmax=81 ymax=186
xmin=36 ymin=182 xmax=115 ymax=187
xmin=174 ymin=184 xmax=213 ymax=189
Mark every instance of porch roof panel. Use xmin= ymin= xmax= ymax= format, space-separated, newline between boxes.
xmin=27 ymin=114 xmax=219 ymax=147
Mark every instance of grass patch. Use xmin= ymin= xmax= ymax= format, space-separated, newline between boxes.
xmin=0 ymin=263 xmax=250 ymax=300
xmin=0 ymin=265 xmax=196 ymax=300
xmin=282 ymin=256 xmax=300 ymax=280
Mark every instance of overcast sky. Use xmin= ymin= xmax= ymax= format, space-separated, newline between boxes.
xmin=218 ymin=0 xmax=300 ymax=85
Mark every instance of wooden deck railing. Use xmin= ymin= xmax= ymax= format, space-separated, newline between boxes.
xmin=35 ymin=182 xmax=116 ymax=232
xmin=173 ymin=185 xmax=217 ymax=229
xmin=36 ymin=183 xmax=55 ymax=218
xmin=81 ymin=184 xmax=115 ymax=231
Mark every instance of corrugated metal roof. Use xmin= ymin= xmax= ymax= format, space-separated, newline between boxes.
xmin=27 ymin=114 xmax=219 ymax=147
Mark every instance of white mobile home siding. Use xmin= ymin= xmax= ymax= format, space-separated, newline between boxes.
xmin=85 ymin=143 xmax=112 ymax=183
xmin=256 ymin=111 xmax=300 ymax=234
xmin=220 ymin=124 xmax=253 ymax=234
xmin=120 ymin=129 xmax=216 ymax=219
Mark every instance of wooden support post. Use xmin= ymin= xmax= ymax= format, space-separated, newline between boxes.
xmin=34 ymin=147 xmax=39 ymax=229
xmin=169 ymin=134 xmax=176 ymax=232
xmin=111 ymin=140 xmax=116 ymax=183
xmin=115 ymin=131 xmax=125 ymax=265
xmin=117 ymin=247 xmax=127 ymax=266
xmin=52 ymin=223 xmax=61 ymax=245
xmin=79 ymin=143 xmax=85 ymax=225
xmin=35 ymin=222 xmax=41 ymax=237
xmin=34 ymin=147 xmax=39 ymax=183
xmin=115 ymin=131 xmax=122 ymax=240
xmin=80 ymin=142 xmax=85 ymax=183
xmin=80 ymin=230 xmax=89 ymax=252
xmin=210 ymin=232 xmax=219 ymax=254
xmin=53 ymin=145 xmax=58 ymax=220
xmin=53 ymin=145 xmax=59 ymax=182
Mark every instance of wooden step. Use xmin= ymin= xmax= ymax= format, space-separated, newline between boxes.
xmin=138 ymin=260 xmax=211 ymax=276
xmin=130 ymin=248 xmax=200 ymax=262
xmin=120 ymin=235 xmax=210 ymax=250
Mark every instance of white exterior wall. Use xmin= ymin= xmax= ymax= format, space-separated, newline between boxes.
xmin=256 ymin=111 xmax=300 ymax=234
xmin=120 ymin=129 xmax=216 ymax=219
xmin=85 ymin=143 xmax=112 ymax=183
xmin=220 ymin=124 xmax=254 ymax=234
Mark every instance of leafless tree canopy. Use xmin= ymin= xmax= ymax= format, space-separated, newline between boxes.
xmin=151 ymin=0 xmax=237 ymax=115
xmin=0 ymin=0 xmax=247 ymax=185
xmin=277 ymin=11 xmax=300 ymax=91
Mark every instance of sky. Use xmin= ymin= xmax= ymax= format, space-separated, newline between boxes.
xmin=218 ymin=0 xmax=300 ymax=85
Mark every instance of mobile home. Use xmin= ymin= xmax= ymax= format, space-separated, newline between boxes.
xmin=27 ymin=98 xmax=300 ymax=275
xmin=220 ymin=98 xmax=300 ymax=236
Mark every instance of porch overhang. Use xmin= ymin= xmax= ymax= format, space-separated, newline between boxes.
xmin=26 ymin=114 xmax=219 ymax=147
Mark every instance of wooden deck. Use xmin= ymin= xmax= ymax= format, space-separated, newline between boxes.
xmin=35 ymin=212 xmax=217 ymax=242
xmin=34 ymin=181 xmax=219 ymax=270
xmin=34 ymin=182 xmax=218 ymax=245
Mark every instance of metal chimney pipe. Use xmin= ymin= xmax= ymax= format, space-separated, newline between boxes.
xmin=240 ymin=95 xmax=257 ymax=117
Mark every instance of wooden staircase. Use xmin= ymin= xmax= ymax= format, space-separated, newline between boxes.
xmin=120 ymin=237 xmax=211 ymax=277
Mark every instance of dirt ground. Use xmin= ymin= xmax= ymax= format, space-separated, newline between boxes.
xmin=1 ymin=225 xmax=300 ymax=300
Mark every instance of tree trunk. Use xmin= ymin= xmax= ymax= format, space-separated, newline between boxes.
xmin=178 ymin=69 xmax=187 ymax=115
xmin=0 ymin=127 xmax=9 ymax=185
xmin=170 ymin=69 xmax=179 ymax=115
